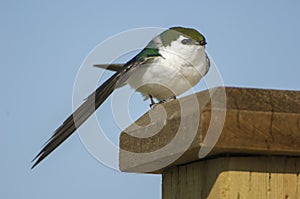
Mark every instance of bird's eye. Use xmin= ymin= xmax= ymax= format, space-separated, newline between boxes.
xmin=181 ymin=39 xmax=190 ymax=45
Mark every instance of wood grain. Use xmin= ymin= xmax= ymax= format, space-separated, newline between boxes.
xmin=162 ymin=157 xmax=300 ymax=199
xmin=119 ymin=87 xmax=300 ymax=173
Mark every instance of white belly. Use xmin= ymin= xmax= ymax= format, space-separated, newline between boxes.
xmin=126 ymin=49 xmax=208 ymax=101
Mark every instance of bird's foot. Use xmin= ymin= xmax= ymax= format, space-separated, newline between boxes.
xmin=149 ymin=94 xmax=165 ymax=108
xmin=149 ymin=96 xmax=177 ymax=109
xmin=150 ymin=100 xmax=165 ymax=109
xmin=149 ymin=94 xmax=156 ymax=108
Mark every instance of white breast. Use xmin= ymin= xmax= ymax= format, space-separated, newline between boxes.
xmin=127 ymin=36 xmax=209 ymax=101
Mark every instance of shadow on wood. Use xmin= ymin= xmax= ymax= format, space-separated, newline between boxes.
xmin=163 ymin=156 xmax=300 ymax=198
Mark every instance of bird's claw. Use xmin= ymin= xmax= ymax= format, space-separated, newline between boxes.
xmin=149 ymin=100 xmax=165 ymax=109
xmin=149 ymin=95 xmax=177 ymax=109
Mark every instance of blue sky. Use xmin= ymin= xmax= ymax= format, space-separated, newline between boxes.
xmin=1 ymin=1 xmax=300 ymax=198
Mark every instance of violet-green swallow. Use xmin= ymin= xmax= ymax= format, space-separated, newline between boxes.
xmin=32 ymin=27 xmax=210 ymax=168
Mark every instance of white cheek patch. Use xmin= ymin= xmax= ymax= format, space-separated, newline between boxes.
xmin=160 ymin=35 xmax=203 ymax=66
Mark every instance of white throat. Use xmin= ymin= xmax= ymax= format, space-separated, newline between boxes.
xmin=160 ymin=36 xmax=206 ymax=68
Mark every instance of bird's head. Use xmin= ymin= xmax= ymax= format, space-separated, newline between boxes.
xmin=147 ymin=26 xmax=207 ymax=62
xmin=157 ymin=26 xmax=207 ymax=48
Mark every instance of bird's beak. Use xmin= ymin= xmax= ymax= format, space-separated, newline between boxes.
xmin=198 ymin=40 xmax=207 ymax=46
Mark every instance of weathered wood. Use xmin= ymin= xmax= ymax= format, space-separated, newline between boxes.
xmin=119 ymin=87 xmax=300 ymax=173
xmin=162 ymin=156 xmax=300 ymax=199
xmin=119 ymin=87 xmax=300 ymax=199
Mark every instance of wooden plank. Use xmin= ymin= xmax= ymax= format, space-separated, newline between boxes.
xmin=291 ymin=157 xmax=300 ymax=199
xmin=162 ymin=170 xmax=171 ymax=199
xmin=206 ymin=158 xmax=229 ymax=199
xmin=163 ymin=157 xmax=300 ymax=199
xmin=226 ymin=158 xmax=252 ymax=199
xmin=191 ymin=161 xmax=203 ymax=198
xmin=120 ymin=87 xmax=300 ymax=198
xmin=282 ymin=158 xmax=298 ymax=199
xmin=119 ymin=87 xmax=300 ymax=173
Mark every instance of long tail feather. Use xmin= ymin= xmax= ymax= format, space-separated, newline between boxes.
xmin=31 ymin=71 xmax=121 ymax=169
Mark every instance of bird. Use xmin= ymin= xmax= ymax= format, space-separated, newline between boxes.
xmin=31 ymin=26 xmax=210 ymax=168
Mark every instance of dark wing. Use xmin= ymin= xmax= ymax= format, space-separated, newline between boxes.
xmin=31 ymin=59 xmax=140 ymax=169
xmin=31 ymin=45 xmax=162 ymax=169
